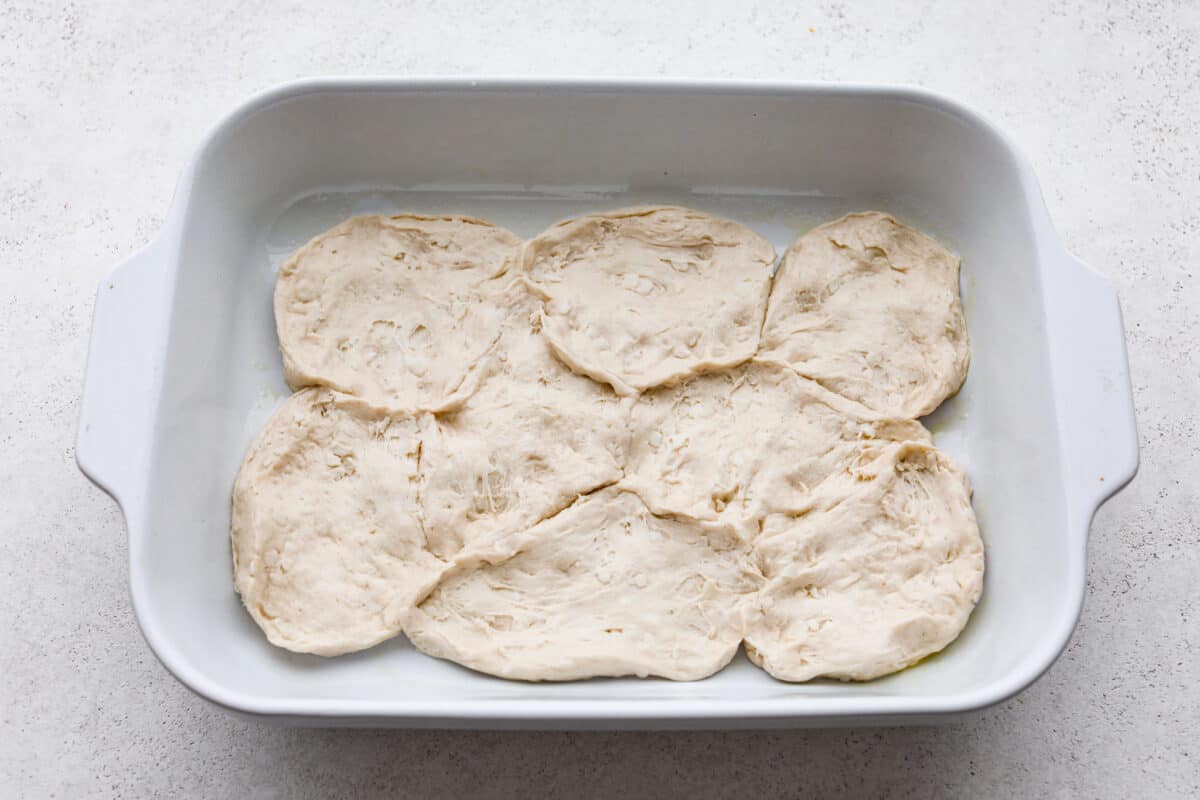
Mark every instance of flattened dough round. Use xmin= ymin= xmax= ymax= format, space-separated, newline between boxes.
xmin=405 ymin=487 xmax=763 ymax=681
xmin=760 ymin=211 xmax=969 ymax=418
xmin=419 ymin=282 xmax=631 ymax=559
xmin=275 ymin=214 xmax=522 ymax=412
xmin=625 ymin=360 xmax=930 ymax=529
xmin=743 ymin=443 xmax=984 ymax=682
xmin=231 ymin=388 xmax=444 ymax=656
xmin=522 ymin=206 xmax=776 ymax=394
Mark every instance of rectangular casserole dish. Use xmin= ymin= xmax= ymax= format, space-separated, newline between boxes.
xmin=77 ymin=78 xmax=1138 ymax=728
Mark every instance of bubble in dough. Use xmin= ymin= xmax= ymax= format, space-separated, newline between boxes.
xmin=405 ymin=486 xmax=764 ymax=681
xmin=274 ymin=214 xmax=521 ymax=412
xmin=522 ymin=206 xmax=776 ymax=395
xmin=419 ymin=282 xmax=632 ymax=559
xmin=230 ymin=388 xmax=444 ymax=656
xmin=743 ymin=443 xmax=984 ymax=682
xmin=759 ymin=211 xmax=970 ymax=418
xmin=625 ymin=359 xmax=931 ymax=530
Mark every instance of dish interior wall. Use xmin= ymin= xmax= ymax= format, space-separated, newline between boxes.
xmin=140 ymin=88 xmax=1066 ymax=706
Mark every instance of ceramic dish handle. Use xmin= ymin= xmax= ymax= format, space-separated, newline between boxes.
xmin=1044 ymin=250 xmax=1139 ymax=529
xmin=76 ymin=241 xmax=167 ymax=513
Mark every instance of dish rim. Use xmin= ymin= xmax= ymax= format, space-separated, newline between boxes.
xmin=77 ymin=76 xmax=1139 ymax=726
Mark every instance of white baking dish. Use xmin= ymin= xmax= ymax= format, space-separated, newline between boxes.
xmin=77 ymin=78 xmax=1138 ymax=728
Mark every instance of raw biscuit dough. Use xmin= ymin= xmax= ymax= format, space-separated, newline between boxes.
xmin=405 ymin=487 xmax=764 ymax=681
xmin=743 ymin=443 xmax=984 ymax=682
xmin=419 ymin=282 xmax=631 ymax=558
xmin=625 ymin=360 xmax=931 ymax=530
xmin=275 ymin=214 xmax=521 ymax=412
xmin=230 ymin=388 xmax=443 ymax=656
xmin=760 ymin=211 xmax=970 ymax=418
xmin=522 ymin=206 xmax=776 ymax=394
xmin=238 ymin=207 xmax=982 ymax=679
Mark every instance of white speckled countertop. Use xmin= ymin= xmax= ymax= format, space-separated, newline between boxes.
xmin=2 ymin=1 xmax=1196 ymax=796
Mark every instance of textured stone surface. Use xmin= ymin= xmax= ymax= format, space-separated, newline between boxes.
xmin=1 ymin=0 xmax=1196 ymax=796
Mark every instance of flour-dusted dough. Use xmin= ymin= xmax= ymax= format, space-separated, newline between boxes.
xmin=419 ymin=282 xmax=632 ymax=559
xmin=275 ymin=214 xmax=522 ymax=412
xmin=625 ymin=360 xmax=931 ymax=530
xmin=230 ymin=388 xmax=444 ymax=656
xmin=405 ymin=487 xmax=764 ymax=681
xmin=522 ymin=206 xmax=776 ymax=394
xmin=743 ymin=443 xmax=984 ymax=682
xmin=760 ymin=211 xmax=970 ymax=418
